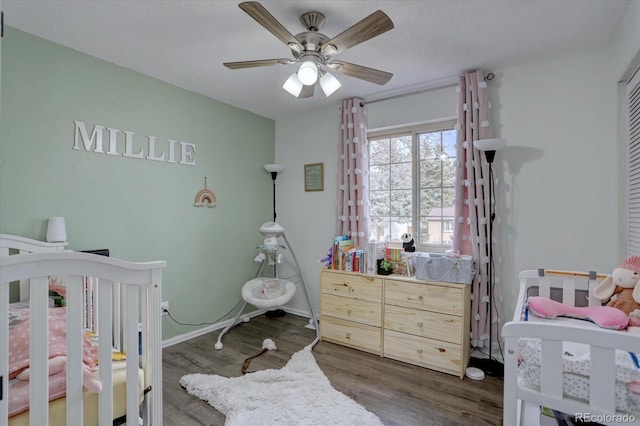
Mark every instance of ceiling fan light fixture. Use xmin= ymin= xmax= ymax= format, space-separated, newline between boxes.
xmin=225 ymin=3 xmax=395 ymax=100
xmin=297 ymin=61 xmax=318 ymax=85
xmin=319 ymin=72 xmax=341 ymax=96
xmin=283 ymin=73 xmax=304 ymax=97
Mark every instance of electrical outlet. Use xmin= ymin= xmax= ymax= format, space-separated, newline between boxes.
xmin=161 ymin=301 xmax=169 ymax=315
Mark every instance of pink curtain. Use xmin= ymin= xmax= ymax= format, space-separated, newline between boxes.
xmin=452 ymin=71 xmax=503 ymax=350
xmin=336 ymin=98 xmax=369 ymax=248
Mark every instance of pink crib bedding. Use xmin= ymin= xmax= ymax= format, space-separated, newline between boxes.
xmin=8 ymin=305 xmax=99 ymax=417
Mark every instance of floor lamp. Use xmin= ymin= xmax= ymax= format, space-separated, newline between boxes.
xmin=264 ymin=164 xmax=284 ymax=222
xmin=263 ymin=164 xmax=286 ymax=317
xmin=470 ymin=138 xmax=506 ymax=379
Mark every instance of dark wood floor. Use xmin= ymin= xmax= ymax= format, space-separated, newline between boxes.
xmin=163 ymin=313 xmax=503 ymax=426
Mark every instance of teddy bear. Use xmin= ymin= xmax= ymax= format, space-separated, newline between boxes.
xmin=401 ymin=233 xmax=416 ymax=252
xmin=593 ymin=255 xmax=640 ymax=323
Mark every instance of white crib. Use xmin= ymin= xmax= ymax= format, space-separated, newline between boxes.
xmin=502 ymin=269 xmax=640 ymax=426
xmin=0 ymin=234 xmax=166 ymax=426
xmin=0 ymin=234 xmax=68 ymax=302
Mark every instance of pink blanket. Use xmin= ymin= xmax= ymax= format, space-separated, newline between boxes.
xmin=8 ymin=307 xmax=99 ymax=417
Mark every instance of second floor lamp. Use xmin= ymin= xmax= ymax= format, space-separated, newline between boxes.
xmin=471 ymin=138 xmax=506 ymax=378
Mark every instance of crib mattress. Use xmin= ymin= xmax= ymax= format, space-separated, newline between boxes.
xmin=518 ymin=338 xmax=640 ymax=413
xmin=8 ymin=361 xmax=144 ymax=426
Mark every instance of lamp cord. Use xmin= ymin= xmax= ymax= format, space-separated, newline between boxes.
xmin=164 ymin=298 xmax=244 ymax=327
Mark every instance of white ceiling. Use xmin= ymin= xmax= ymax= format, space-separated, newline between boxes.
xmin=2 ymin=0 xmax=631 ymax=120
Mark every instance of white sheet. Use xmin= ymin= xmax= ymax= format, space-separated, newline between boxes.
xmin=518 ymin=338 xmax=640 ymax=413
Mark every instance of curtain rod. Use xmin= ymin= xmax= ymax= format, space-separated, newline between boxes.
xmin=361 ymin=72 xmax=495 ymax=107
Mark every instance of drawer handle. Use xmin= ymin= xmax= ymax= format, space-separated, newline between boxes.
xmin=345 ymin=332 xmax=351 ymax=340
xmin=438 ymin=348 xmax=446 ymax=353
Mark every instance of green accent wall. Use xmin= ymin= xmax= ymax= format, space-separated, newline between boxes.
xmin=0 ymin=27 xmax=275 ymax=340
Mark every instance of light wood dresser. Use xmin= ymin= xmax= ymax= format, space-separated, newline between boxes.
xmin=319 ymin=269 xmax=383 ymax=355
xmin=319 ymin=269 xmax=471 ymax=378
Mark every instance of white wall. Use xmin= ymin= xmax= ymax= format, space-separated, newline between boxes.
xmin=366 ymin=84 xmax=458 ymax=130
xmin=494 ymin=47 xmax=619 ymax=322
xmin=272 ymin=104 xmax=340 ymax=318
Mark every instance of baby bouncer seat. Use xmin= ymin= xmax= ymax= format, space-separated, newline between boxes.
xmin=214 ymin=222 xmax=319 ymax=349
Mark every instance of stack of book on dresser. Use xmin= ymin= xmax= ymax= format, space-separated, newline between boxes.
xmin=329 ymin=237 xmax=417 ymax=276
xmin=331 ymin=235 xmax=366 ymax=273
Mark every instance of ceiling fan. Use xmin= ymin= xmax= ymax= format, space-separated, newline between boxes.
xmin=223 ymin=1 xmax=394 ymax=98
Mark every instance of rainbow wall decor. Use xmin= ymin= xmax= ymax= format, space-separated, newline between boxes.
xmin=194 ymin=177 xmax=216 ymax=208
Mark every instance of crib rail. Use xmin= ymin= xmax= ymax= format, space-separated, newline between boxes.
xmin=0 ymin=234 xmax=68 ymax=254
xmin=503 ymin=269 xmax=640 ymax=426
xmin=512 ymin=269 xmax=607 ymax=323
xmin=503 ymin=323 xmax=640 ymax=425
xmin=0 ymin=252 xmax=166 ymax=426
xmin=0 ymin=234 xmax=67 ymax=302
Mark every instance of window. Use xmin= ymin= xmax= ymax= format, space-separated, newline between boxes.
xmin=368 ymin=119 xmax=457 ymax=251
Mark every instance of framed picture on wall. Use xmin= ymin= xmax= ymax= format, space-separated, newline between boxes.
xmin=304 ymin=163 xmax=324 ymax=192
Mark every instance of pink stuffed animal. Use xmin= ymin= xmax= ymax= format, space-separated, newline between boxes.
xmin=527 ymin=296 xmax=630 ymax=329
xmin=593 ymin=256 xmax=640 ymax=321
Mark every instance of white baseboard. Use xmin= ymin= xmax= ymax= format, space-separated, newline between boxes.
xmin=162 ymin=307 xmax=315 ymax=349
xmin=282 ymin=307 xmax=318 ymax=330
xmin=281 ymin=306 xmax=312 ymax=318
xmin=161 ymin=309 xmax=266 ymax=348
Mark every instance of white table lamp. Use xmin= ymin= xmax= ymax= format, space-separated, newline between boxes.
xmin=46 ymin=217 xmax=67 ymax=242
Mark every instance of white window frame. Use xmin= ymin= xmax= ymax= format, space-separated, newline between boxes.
xmin=368 ymin=118 xmax=457 ymax=253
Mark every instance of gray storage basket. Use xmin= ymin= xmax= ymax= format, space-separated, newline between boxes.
xmin=416 ymin=253 xmax=475 ymax=284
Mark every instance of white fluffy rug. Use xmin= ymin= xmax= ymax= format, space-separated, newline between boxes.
xmin=180 ymin=348 xmax=383 ymax=426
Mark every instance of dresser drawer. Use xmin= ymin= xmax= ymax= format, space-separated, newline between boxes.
xmin=321 ymin=270 xmax=382 ymax=303
xmin=384 ymin=304 xmax=462 ymax=344
xmin=385 ymin=279 xmax=463 ymax=315
xmin=383 ymin=329 xmax=462 ymax=376
xmin=321 ymin=316 xmax=381 ymax=355
xmin=322 ymin=293 xmax=381 ymax=327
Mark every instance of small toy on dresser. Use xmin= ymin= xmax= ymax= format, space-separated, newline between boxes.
xmin=593 ymin=255 xmax=640 ymax=327
xmin=317 ymin=248 xmax=333 ymax=269
xmin=401 ymin=233 xmax=415 ymax=252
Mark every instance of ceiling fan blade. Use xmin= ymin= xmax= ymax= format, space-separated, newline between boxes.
xmin=321 ymin=10 xmax=393 ymax=56
xmin=299 ymin=84 xmax=315 ymax=98
xmin=239 ymin=2 xmax=304 ymax=52
xmin=224 ymin=59 xmax=293 ymax=69
xmin=328 ymin=61 xmax=393 ymax=85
